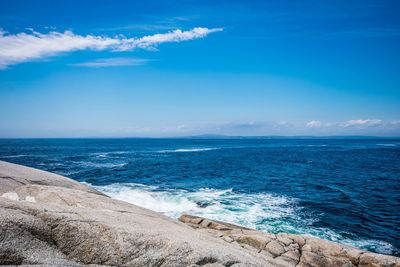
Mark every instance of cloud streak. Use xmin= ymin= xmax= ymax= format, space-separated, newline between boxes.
xmin=72 ymin=57 xmax=150 ymax=67
xmin=0 ymin=27 xmax=223 ymax=69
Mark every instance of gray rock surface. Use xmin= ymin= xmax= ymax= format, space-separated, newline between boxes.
xmin=0 ymin=160 xmax=399 ymax=266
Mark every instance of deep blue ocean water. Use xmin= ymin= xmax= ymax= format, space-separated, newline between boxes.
xmin=0 ymin=138 xmax=399 ymax=256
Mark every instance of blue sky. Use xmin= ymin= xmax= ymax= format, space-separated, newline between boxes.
xmin=0 ymin=0 xmax=399 ymax=137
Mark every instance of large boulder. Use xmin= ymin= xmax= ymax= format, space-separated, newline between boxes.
xmin=1 ymin=160 xmax=399 ymax=266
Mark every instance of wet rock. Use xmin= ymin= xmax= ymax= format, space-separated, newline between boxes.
xmin=196 ymin=201 xmax=211 ymax=208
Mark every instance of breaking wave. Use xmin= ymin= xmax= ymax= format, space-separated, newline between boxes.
xmin=90 ymin=182 xmax=398 ymax=255
xmin=157 ymin=148 xmax=219 ymax=153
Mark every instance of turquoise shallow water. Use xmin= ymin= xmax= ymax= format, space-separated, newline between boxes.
xmin=0 ymin=138 xmax=399 ymax=255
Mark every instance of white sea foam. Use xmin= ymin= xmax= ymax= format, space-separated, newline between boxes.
xmin=157 ymin=148 xmax=219 ymax=153
xmin=343 ymin=238 xmax=397 ymax=255
xmin=296 ymin=226 xmax=398 ymax=255
xmin=95 ymin=154 xmax=109 ymax=159
xmin=90 ymin=182 xmax=398 ymax=255
xmin=92 ymin=182 xmax=297 ymax=229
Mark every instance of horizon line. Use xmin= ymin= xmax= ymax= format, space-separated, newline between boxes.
xmin=1 ymin=135 xmax=400 ymax=139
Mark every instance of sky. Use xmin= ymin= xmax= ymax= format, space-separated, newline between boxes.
xmin=0 ymin=0 xmax=399 ymax=137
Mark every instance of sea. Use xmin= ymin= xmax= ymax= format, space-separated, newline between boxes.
xmin=0 ymin=138 xmax=399 ymax=256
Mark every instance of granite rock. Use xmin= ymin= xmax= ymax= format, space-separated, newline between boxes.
xmin=179 ymin=214 xmax=400 ymax=267
xmin=1 ymin=160 xmax=399 ymax=267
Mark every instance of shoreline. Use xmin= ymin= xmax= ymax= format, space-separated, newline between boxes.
xmin=0 ymin=160 xmax=399 ymax=266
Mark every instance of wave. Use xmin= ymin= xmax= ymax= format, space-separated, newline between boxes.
xmin=91 ymin=182 xmax=296 ymax=223
xmin=75 ymin=161 xmax=129 ymax=169
xmin=0 ymin=154 xmax=28 ymax=158
xmin=38 ymin=162 xmax=63 ymax=167
xmin=376 ymin=144 xmax=397 ymax=147
xmin=157 ymin=148 xmax=219 ymax=153
xmin=90 ymin=151 xmax=130 ymax=159
xmin=89 ymin=182 xmax=398 ymax=255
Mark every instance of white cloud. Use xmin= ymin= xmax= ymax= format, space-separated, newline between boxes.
xmin=121 ymin=27 xmax=222 ymax=50
xmin=0 ymin=27 xmax=223 ymax=69
xmin=306 ymin=120 xmax=322 ymax=128
xmin=344 ymin=119 xmax=382 ymax=127
xmin=72 ymin=57 xmax=150 ymax=67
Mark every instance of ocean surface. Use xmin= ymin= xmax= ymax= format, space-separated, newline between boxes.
xmin=0 ymin=138 xmax=399 ymax=256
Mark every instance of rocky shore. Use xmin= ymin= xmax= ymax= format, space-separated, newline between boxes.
xmin=0 ymin=160 xmax=399 ymax=266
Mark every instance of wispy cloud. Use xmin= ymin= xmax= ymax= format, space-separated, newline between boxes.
xmin=306 ymin=120 xmax=323 ymax=128
xmin=0 ymin=27 xmax=223 ymax=69
xmin=72 ymin=57 xmax=150 ymax=68
xmin=113 ymin=119 xmax=400 ymax=136
xmin=304 ymin=119 xmax=387 ymax=129
xmin=344 ymin=119 xmax=382 ymax=127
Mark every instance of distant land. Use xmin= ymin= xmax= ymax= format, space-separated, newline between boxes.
xmin=179 ymin=134 xmax=400 ymax=139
